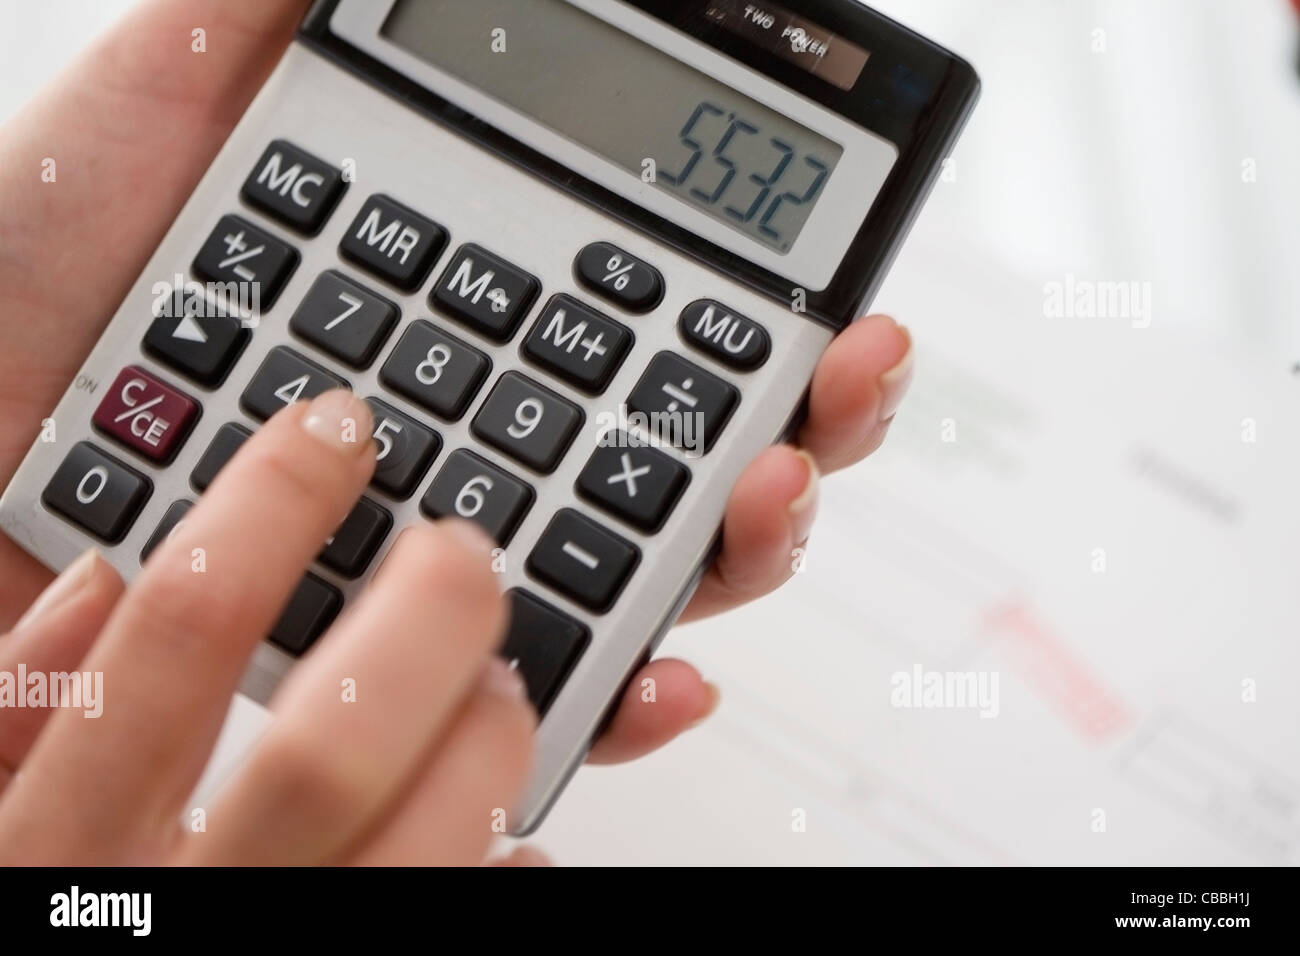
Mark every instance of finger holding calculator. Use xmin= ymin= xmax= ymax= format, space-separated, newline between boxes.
xmin=0 ymin=0 xmax=973 ymax=861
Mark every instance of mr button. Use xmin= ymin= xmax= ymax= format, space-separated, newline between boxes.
xmin=340 ymin=194 xmax=448 ymax=292
xmin=92 ymin=366 xmax=199 ymax=463
xmin=240 ymin=140 xmax=348 ymax=235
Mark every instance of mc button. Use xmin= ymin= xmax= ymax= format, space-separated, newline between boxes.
xmin=91 ymin=366 xmax=199 ymax=463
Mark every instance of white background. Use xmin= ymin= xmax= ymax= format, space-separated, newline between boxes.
xmin=2 ymin=1 xmax=1297 ymax=865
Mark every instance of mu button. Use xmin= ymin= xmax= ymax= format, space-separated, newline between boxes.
xmin=92 ymin=366 xmax=199 ymax=463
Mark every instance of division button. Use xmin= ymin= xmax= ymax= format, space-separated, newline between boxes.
xmin=624 ymin=351 xmax=738 ymax=454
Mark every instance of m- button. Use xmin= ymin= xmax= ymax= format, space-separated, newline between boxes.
xmin=91 ymin=366 xmax=199 ymax=463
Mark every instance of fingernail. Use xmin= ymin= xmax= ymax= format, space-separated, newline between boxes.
xmin=482 ymin=657 xmax=529 ymax=703
xmin=16 ymin=548 xmax=99 ymax=631
xmin=301 ymin=390 xmax=373 ymax=456
xmin=688 ymin=682 xmax=722 ymax=730
xmin=878 ymin=325 xmax=914 ymax=421
xmin=787 ymin=449 xmax=820 ymax=545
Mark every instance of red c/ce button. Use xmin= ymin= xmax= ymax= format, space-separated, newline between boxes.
xmin=92 ymin=366 xmax=199 ymax=463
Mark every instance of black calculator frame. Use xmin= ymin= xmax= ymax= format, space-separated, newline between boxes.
xmin=300 ymin=0 xmax=980 ymax=331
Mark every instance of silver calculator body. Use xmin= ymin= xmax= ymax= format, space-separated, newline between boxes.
xmin=0 ymin=0 xmax=977 ymax=832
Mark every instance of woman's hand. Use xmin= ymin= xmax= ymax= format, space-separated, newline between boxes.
xmin=0 ymin=0 xmax=915 ymax=839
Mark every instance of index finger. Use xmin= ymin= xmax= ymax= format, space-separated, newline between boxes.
xmin=5 ymin=391 xmax=375 ymax=854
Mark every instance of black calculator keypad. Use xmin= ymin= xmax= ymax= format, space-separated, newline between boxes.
xmin=42 ymin=442 xmax=152 ymax=544
xmin=290 ymin=270 xmax=398 ymax=369
xmin=521 ymin=294 xmax=632 ymax=394
xmin=339 ymin=194 xmax=447 ymax=292
xmin=678 ymin=300 xmax=770 ymax=372
xmin=575 ymin=436 xmax=690 ymax=533
xmin=190 ymin=422 xmax=251 ymax=491
xmin=574 ymin=242 xmax=664 ymax=313
xmin=240 ymin=346 xmax=349 ymax=421
xmin=500 ymin=589 xmax=590 ymax=716
xmin=143 ymin=311 xmax=250 ymax=388
xmin=141 ymin=499 xmax=194 ymax=563
xmin=625 ymin=352 xmax=738 ymax=454
xmin=320 ymin=498 xmax=392 ymax=579
xmin=240 ymin=140 xmax=347 ymax=236
xmin=366 ymin=398 xmax=441 ymax=499
xmin=526 ymin=508 xmax=639 ymax=613
xmin=192 ymin=214 xmax=298 ymax=310
xmin=420 ymin=448 xmax=534 ymax=546
xmin=471 ymin=372 xmax=583 ymax=474
xmin=269 ymin=573 xmax=342 ymax=656
xmin=379 ymin=320 xmax=490 ymax=421
xmin=431 ymin=244 xmax=540 ymax=342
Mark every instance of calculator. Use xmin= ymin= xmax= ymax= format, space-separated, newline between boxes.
xmin=0 ymin=0 xmax=976 ymax=832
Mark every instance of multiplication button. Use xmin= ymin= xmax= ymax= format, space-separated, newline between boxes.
xmin=192 ymin=214 xmax=298 ymax=310
xmin=526 ymin=508 xmax=639 ymax=613
xmin=576 ymin=436 xmax=689 ymax=533
xmin=42 ymin=442 xmax=152 ymax=544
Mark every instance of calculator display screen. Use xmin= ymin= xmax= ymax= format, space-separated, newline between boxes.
xmin=382 ymin=0 xmax=845 ymax=254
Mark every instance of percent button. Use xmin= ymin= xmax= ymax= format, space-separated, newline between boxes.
xmin=574 ymin=242 xmax=664 ymax=314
